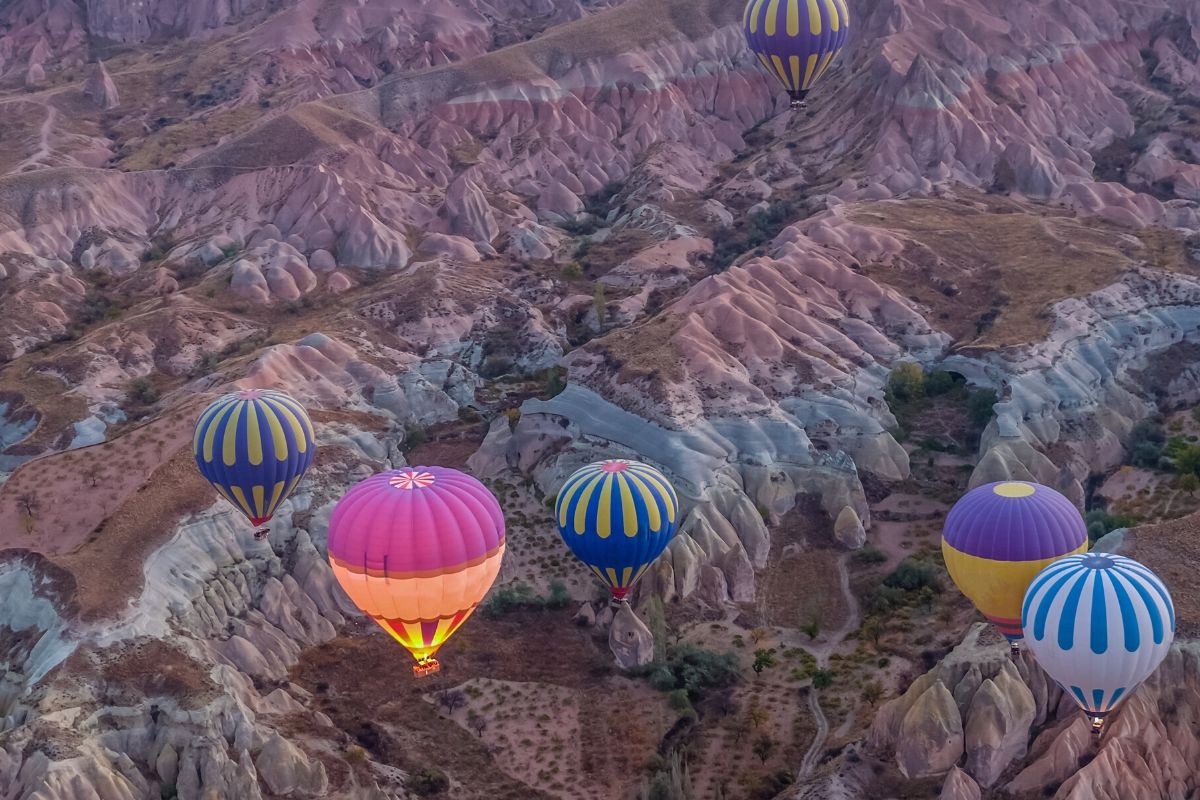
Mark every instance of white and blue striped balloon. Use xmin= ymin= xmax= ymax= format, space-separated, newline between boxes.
xmin=1022 ymin=553 xmax=1175 ymax=718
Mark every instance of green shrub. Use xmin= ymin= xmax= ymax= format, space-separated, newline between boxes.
xmin=408 ymin=767 xmax=449 ymax=796
xmin=884 ymin=558 xmax=943 ymax=592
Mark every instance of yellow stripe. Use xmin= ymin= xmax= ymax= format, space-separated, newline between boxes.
xmin=590 ymin=565 xmax=609 ymax=586
xmin=626 ymin=473 xmax=663 ymax=533
xmin=620 ymin=567 xmax=633 ymax=588
xmin=631 ymin=467 xmax=676 ymax=523
xmin=813 ymin=49 xmax=837 ymax=83
xmin=203 ymin=401 xmax=236 ymax=463
xmin=764 ymin=0 xmax=781 ymax=35
xmin=835 ymin=0 xmax=849 ymax=26
xmin=573 ymin=474 xmax=603 ymax=535
xmin=194 ymin=397 xmax=232 ymax=454
xmin=770 ymin=55 xmax=791 ymax=88
xmin=757 ymin=53 xmax=775 ymax=75
xmin=747 ymin=0 xmax=767 ymax=34
xmin=246 ymin=402 xmax=263 ymax=465
xmin=802 ymin=53 xmax=820 ymax=89
xmin=786 ymin=0 xmax=800 ymax=35
xmin=557 ymin=473 xmax=586 ymax=527
xmin=252 ymin=485 xmax=266 ymax=517
xmin=606 ymin=567 xmax=620 ymax=587
xmin=824 ymin=0 xmax=838 ymax=31
xmin=632 ymin=564 xmax=650 ymax=585
xmin=259 ymin=402 xmax=290 ymax=461
xmin=618 ymin=477 xmax=638 ymax=538
xmin=597 ymin=475 xmax=614 ymax=539
xmin=268 ymin=399 xmax=307 ymax=455
xmin=265 ymin=480 xmax=286 ymax=517
xmin=807 ymin=0 xmax=821 ymax=34
xmin=221 ymin=402 xmax=244 ymax=467
xmin=272 ymin=393 xmax=315 ymax=444
xmin=790 ymin=55 xmax=802 ymax=91
xmin=213 ymin=483 xmax=237 ymax=506
xmin=230 ymin=486 xmax=255 ymax=518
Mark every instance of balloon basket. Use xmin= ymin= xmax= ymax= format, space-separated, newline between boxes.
xmin=413 ymin=659 xmax=441 ymax=678
xmin=1008 ymin=642 xmax=1020 ymax=660
xmin=253 ymin=527 xmax=270 ymax=541
xmin=789 ymin=99 xmax=808 ymax=110
xmin=1089 ymin=717 xmax=1104 ymax=738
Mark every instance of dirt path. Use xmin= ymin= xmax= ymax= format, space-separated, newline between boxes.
xmin=15 ymin=104 xmax=56 ymax=172
xmin=798 ymin=552 xmax=859 ymax=777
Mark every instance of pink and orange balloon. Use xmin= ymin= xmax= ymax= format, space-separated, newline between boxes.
xmin=327 ymin=467 xmax=505 ymax=676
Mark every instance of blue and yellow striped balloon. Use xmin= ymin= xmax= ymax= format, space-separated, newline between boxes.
xmin=743 ymin=0 xmax=850 ymax=108
xmin=555 ymin=460 xmax=680 ymax=601
xmin=1022 ymin=553 xmax=1175 ymax=730
xmin=193 ymin=389 xmax=316 ymax=528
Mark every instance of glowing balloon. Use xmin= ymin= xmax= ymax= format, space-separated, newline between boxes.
xmin=555 ymin=459 xmax=679 ymax=602
xmin=743 ymin=0 xmax=850 ymax=108
xmin=1022 ymin=553 xmax=1175 ymax=734
xmin=193 ymin=389 xmax=316 ymax=537
xmin=327 ymin=467 xmax=505 ymax=676
xmin=942 ymin=481 xmax=1088 ymax=645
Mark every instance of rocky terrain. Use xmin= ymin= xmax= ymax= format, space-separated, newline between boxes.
xmin=1 ymin=0 xmax=1200 ymax=797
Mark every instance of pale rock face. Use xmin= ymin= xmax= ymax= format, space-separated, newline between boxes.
xmin=608 ymin=602 xmax=653 ymax=670
xmin=895 ymin=680 xmax=965 ymax=778
xmin=833 ymin=505 xmax=867 ymax=550
xmin=573 ymin=602 xmax=596 ymax=627
xmin=84 ymin=60 xmax=120 ymax=109
xmin=963 ymin=664 xmax=1036 ymax=787
xmin=254 ymin=733 xmax=329 ymax=797
xmin=941 ymin=766 xmax=981 ymax=800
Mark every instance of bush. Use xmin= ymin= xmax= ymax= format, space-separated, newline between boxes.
xmin=649 ymin=645 xmax=739 ymax=699
xmin=129 ymin=377 xmax=159 ymax=405
xmin=924 ymin=369 xmax=959 ymax=396
xmin=1129 ymin=420 xmax=1166 ymax=467
xmin=546 ymin=579 xmax=571 ymax=610
xmin=967 ymin=389 xmax=998 ymax=429
xmin=1084 ymin=509 xmax=1136 ymax=543
xmin=811 ymin=669 xmax=834 ymax=689
xmin=884 ymin=558 xmax=943 ymax=592
xmin=484 ymin=582 xmax=539 ymax=617
xmin=854 ymin=545 xmax=887 ymax=566
xmin=408 ymin=767 xmax=449 ymax=796
xmin=887 ymin=363 xmax=925 ymax=402
xmin=561 ymin=261 xmax=583 ymax=280
xmin=479 ymin=355 xmax=515 ymax=379
xmin=403 ymin=424 xmax=427 ymax=452
xmin=649 ymin=666 xmax=677 ymax=692
xmin=666 ymin=688 xmax=696 ymax=718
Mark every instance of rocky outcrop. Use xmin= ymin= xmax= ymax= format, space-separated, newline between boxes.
xmin=962 ymin=666 xmax=1036 ymax=786
xmin=893 ymin=680 xmax=964 ymax=778
xmin=254 ymin=733 xmax=328 ymax=797
xmin=941 ymin=766 xmax=981 ymax=800
xmin=833 ymin=506 xmax=867 ymax=550
xmin=84 ymin=61 xmax=120 ymax=109
xmin=608 ymin=603 xmax=653 ymax=669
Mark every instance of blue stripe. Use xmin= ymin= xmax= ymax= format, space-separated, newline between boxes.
xmin=1092 ymin=688 xmax=1105 ymax=710
xmin=1056 ymin=571 xmax=1090 ymax=651
xmin=1090 ymin=572 xmax=1108 ymax=655
xmin=1108 ymin=686 xmax=1125 ymax=711
xmin=1108 ymin=570 xmax=1142 ymax=652
xmin=1120 ymin=565 xmax=1167 ymax=645
xmin=1070 ymin=685 xmax=1089 ymax=710
xmin=1032 ymin=568 xmax=1079 ymax=641
xmin=1119 ymin=561 xmax=1176 ymax=632
xmin=1023 ymin=557 xmax=1077 ymax=624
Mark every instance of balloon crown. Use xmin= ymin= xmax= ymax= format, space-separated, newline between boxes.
xmin=1079 ymin=553 xmax=1116 ymax=570
xmin=389 ymin=470 xmax=436 ymax=490
xmin=600 ymin=460 xmax=630 ymax=473
xmin=236 ymin=389 xmax=266 ymax=400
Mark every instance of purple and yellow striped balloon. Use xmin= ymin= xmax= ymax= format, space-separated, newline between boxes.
xmin=941 ymin=481 xmax=1088 ymax=642
xmin=743 ymin=0 xmax=850 ymax=108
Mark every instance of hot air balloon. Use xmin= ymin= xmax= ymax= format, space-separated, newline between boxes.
xmin=743 ymin=0 xmax=850 ymax=109
xmin=194 ymin=389 xmax=316 ymax=540
xmin=1022 ymin=553 xmax=1175 ymax=736
xmin=326 ymin=467 xmax=505 ymax=677
xmin=942 ymin=481 xmax=1088 ymax=655
xmin=555 ymin=459 xmax=679 ymax=603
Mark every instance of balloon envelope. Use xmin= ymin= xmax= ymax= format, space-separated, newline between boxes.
xmin=1022 ymin=553 xmax=1174 ymax=719
xmin=942 ymin=481 xmax=1088 ymax=641
xmin=193 ymin=389 xmax=316 ymax=526
xmin=327 ymin=467 xmax=505 ymax=671
xmin=743 ymin=0 xmax=850 ymax=104
xmin=555 ymin=459 xmax=679 ymax=601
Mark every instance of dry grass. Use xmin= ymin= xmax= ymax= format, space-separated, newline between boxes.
xmin=848 ymin=197 xmax=1195 ymax=349
xmin=586 ymin=314 xmax=687 ymax=385
xmin=118 ymin=105 xmax=264 ymax=170
xmin=0 ymin=371 xmax=90 ymax=451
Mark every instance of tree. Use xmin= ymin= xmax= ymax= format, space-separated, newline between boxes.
xmin=593 ymin=283 xmax=608 ymax=327
xmin=467 ymin=711 xmax=487 ymax=738
xmin=887 ymin=362 xmax=925 ymax=403
xmin=1178 ymin=473 xmax=1200 ymax=494
xmin=752 ymin=649 xmax=777 ymax=675
xmin=729 ymin=715 xmax=750 ymax=745
xmin=861 ymin=616 xmax=883 ymax=648
xmin=811 ymin=669 xmax=833 ymax=690
xmin=861 ymin=680 xmax=884 ymax=706
xmin=16 ymin=493 xmax=38 ymax=518
xmin=801 ymin=619 xmax=820 ymax=640
xmin=749 ymin=627 xmax=769 ymax=646
xmin=437 ymin=690 xmax=466 ymax=715
xmin=84 ymin=467 xmax=100 ymax=487
xmin=1175 ymin=445 xmax=1200 ymax=476
xmin=746 ymin=704 xmax=768 ymax=730
xmin=752 ymin=734 xmax=777 ymax=765
xmin=918 ymin=585 xmax=936 ymax=612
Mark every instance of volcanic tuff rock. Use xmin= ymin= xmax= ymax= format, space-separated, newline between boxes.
xmin=608 ymin=602 xmax=654 ymax=670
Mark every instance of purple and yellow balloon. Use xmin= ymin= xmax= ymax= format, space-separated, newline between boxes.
xmin=743 ymin=0 xmax=850 ymax=109
xmin=941 ymin=481 xmax=1088 ymax=656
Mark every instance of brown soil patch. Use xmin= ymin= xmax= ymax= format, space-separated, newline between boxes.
xmin=847 ymin=197 xmax=1194 ymax=349
xmin=54 ymin=638 xmax=223 ymax=709
xmin=1122 ymin=513 xmax=1200 ymax=638
xmin=292 ymin=609 xmax=673 ymax=799
xmin=584 ymin=313 xmax=687 ymax=386
xmin=0 ymin=370 xmax=90 ymax=452
xmin=756 ymin=499 xmax=848 ymax=632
